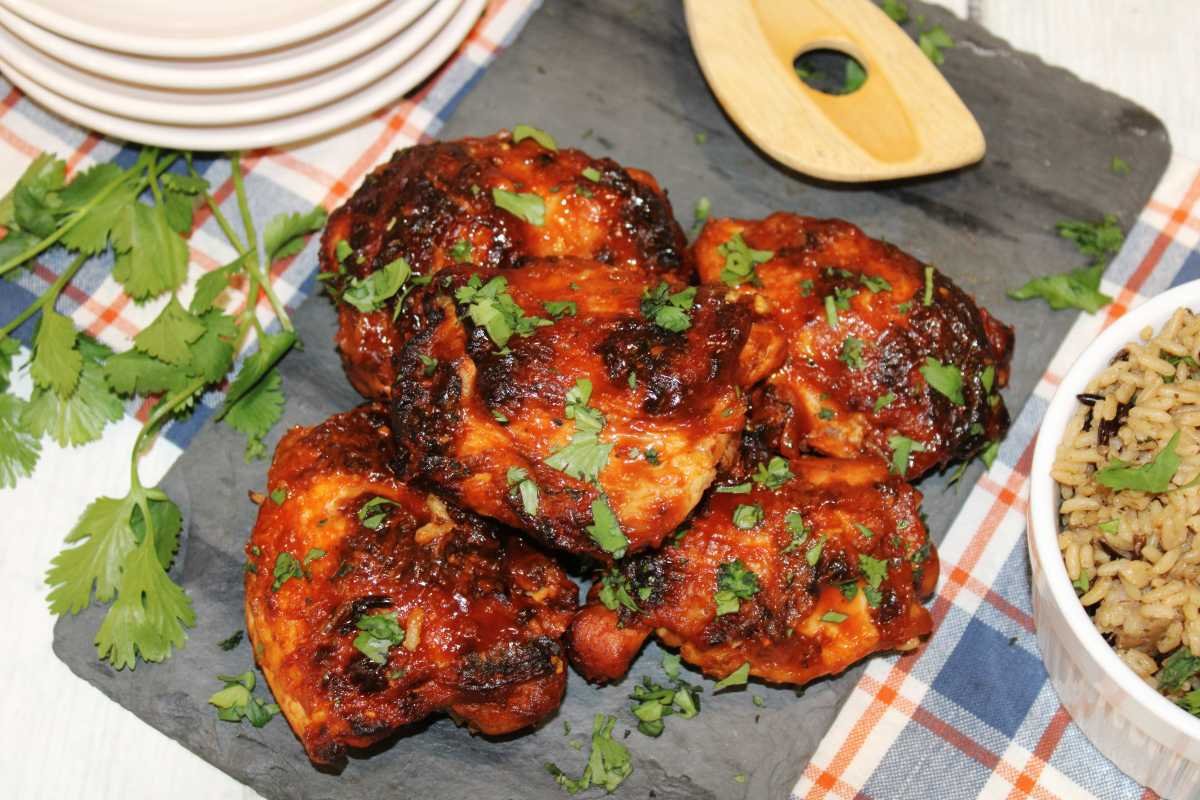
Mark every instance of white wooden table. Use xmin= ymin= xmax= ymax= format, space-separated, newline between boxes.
xmin=1 ymin=3 xmax=1197 ymax=798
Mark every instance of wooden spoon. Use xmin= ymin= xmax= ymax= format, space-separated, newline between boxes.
xmin=684 ymin=0 xmax=985 ymax=182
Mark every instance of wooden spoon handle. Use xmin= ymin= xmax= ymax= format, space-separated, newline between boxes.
xmin=684 ymin=0 xmax=984 ymax=182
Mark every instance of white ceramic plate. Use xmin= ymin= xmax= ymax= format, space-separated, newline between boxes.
xmin=1028 ymin=280 xmax=1200 ymax=799
xmin=0 ymin=0 xmax=389 ymax=58
xmin=0 ymin=0 xmax=484 ymax=150
xmin=0 ymin=0 xmax=436 ymax=91
xmin=0 ymin=0 xmax=460 ymax=126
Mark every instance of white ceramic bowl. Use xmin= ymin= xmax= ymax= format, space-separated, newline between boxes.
xmin=1028 ymin=279 xmax=1200 ymax=799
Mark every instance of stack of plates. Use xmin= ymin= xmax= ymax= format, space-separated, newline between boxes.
xmin=0 ymin=0 xmax=485 ymax=149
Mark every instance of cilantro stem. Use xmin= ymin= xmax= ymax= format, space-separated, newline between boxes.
xmin=0 ymin=251 xmax=88 ymax=338
xmin=229 ymin=153 xmax=293 ymax=334
xmin=188 ymin=157 xmax=246 ymax=255
xmin=0 ymin=152 xmax=177 ymax=280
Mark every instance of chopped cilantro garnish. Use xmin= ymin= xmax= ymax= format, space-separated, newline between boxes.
xmin=492 ymin=188 xmax=546 ymax=226
xmin=1008 ymin=263 xmax=1112 ymax=313
xmin=271 ymin=552 xmax=303 ymax=591
xmin=544 ymin=300 xmax=578 ymax=319
xmin=854 ymin=523 xmax=875 ymax=540
xmin=269 ymin=487 xmax=287 ymax=505
xmin=713 ymin=661 xmax=751 ymax=691
xmin=818 ymin=407 xmax=835 ymax=420
xmin=506 ymin=466 xmax=540 ymax=516
xmin=216 ymin=630 xmax=244 ymax=651
xmin=641 ymin=282 xmax=697 ymax=332
xmin=598 ymin=568 xmax=640 ymax=614
xmin=512 ymin=124 xmax=558 ymax=150
xmin=358 ymin=496 xmax=400 ymax=530
xmin=840 ymin=336 xmax=866 ymax=369
xmin=335 ymin=240 xmax=352 ymax=262
xmin=1158 ymin=647 xmax=1200 ymax=692
xmin=981 ymin=364 xmax=996 ymax=393
xmin=732 ymin=503 xmax=764 ymax=530
xmin=800 ymin=278 xmax=814 ymax=297
xmin=418 ymin=354 xmax=438 ymax=376
xmin=805 ymin=534 xmax=826 ymax=566
xmin=454 ymin=273 xmax=551 ymax=349
xmin=718 ymin=232 xmax=773 ymax=286
xmin=888 ymin=434 xmax=927 ymax=477
xmin=546 ymin=714 xmax=632 ymax=794
xmin=918 ymin=25 xmax=954 ymax=65
xmin=1094 ymin=430 xmax=1181 ymax=493
xmin=882 ymin=0 xmax=908 ymax=23
xmin=1110 ymin=156 xmax=1131 ymax=176
xmin=353 ymin=611 xmax=405 ymax=664
xmin=692 ymin=196 xmax=711 ymax=236
xmin=1072 ymin=570 xmax=1092 ymax=595
xmin=821 ymin=610 xmax=848 ymax=624
xmin=825 ymin=295 xmax=839 ymax=328
xmin=341 ymin=257 xmax=413 ymax=313
xmin=921 ymin=357 xmax=964 ymax=404
xmin=1098 ymin=519 xmax=1120 ymax=535
xmin=209 ymin=670 xmax=279 ymax=728
xmin=860 ymin=274 xmax=892 ymax=293
xmin=716 ymin=482 xmax=752 ymax=494
xmin=714 ymin=559 xmax=760 ymax=616
xmin=874 ymin=392 xmax=896 ymax=412
xmin=581 ymin=167 xmax=602 ymax=182
xmin=546 ymin=379 xmax=614 ymax=483
xmin=923 ymin=265 xmax=935 ymax=306
xmin=303 ymin=548 xmax=325 ymax=567
xmin=586 ymin=496 xmax=628 ymax=558
xmin=753 ymin=456 xmax=793 ymax=489
xmin=1057 ymin=215 xmax=1125 ymax=265
xmin=449 ymin=239 xmax=472 ymax=263
xmin=782 ymin=512 xmax=809 ymax=553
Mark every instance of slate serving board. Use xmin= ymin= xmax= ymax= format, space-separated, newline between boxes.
xmin=53 ymin=1 xmax=1171 ymax=798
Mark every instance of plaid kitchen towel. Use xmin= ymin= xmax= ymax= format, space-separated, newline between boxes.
xmin=794 ymin=155 xmax=1200 ymax=800
xmin=0 ymin=0 xmax=541 ymax=453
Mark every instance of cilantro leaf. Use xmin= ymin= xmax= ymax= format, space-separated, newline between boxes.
xmin=544 ymin=300 xmax=577 ymax=319
xmin=506 ymin=466 xmax=540 ymax=517
xmin=713 ymin=661 xmax=751 ymax=691
xmin=454 ymin=274 xmax=551 ymax=349
xmin=598 ymin=569 xmax=640 ymax=613
xmin=0 ymin=153 xmax=64 ymax=228
xmin=354 ymin=611 xmax=405 ymax=664
xmin=821 ymin=610 xmax=849 ymax=624
xmin=716 ymin=482 xmax=751 ymax=494
xmin=23 ymin=339 xmax=123 ymax=447
xmin=753 ymin=456 xmax=793 ymax=489
xmin=216 ymin=630 xmax=244 ymax=651
xmin=0 ymin=393 xmax=40 ymax=488
xmin=512 ymin=124 xmax=558 ymax=151
xmin=881 ymin=0 xmax=908 ymax=23
xmin=640 ymin=282 xmax=697 ymax=332
xmin=782 ymin=512 xmax=810 ymax=553
xmin=918 ymin=25 xmax=954 ymax=65
xmin=358 ymin=496 xmax=399 ymax=530
xmin=271 ymin=552 xmax=304 ymax=591
xmin=46 ymin=494 xmax=137 ymax=614
xmin=217 ymin=331 xmax=296 ymax=422
xmin=732 ymin=503 xmax=764 ymax=529
xmin=130 ymin=492 xmax=182 ymax=570
xmin=104 ymin=349 xmax=193 ymax=396
xmin=111 ymin=201 xmax=189 ymax=300
xmin=921 ymin=357 xmax=964 ymax=404
xmin=1110 ymin=156 xmax=1131 ymax=176
xmin=93 ymin=535 xmax=195 ymax=668
xmin=546 ymin=714 xmax=632 ymax=795
xmin=1158 ymin=647 xmax=1200 ymax=693
xmin=888 ymin=433 xmax=927 ymax=477
xmin=186 ymin=310 xmax=238 ymax=384
xmin=134 ymin=296 xmax=206 ymax=365
xmin=30 ymin=309 xmax=81 ymax=397
xmin=1057 ymin=215 xmax=1124 ymax=265
xmin=1095 ymin=430 xmax=1181 ymax=493
xmin=224 ymin=367 xmax=284 ymax=461
xmin=874 ymin=392 xmax=896 ymax=412
xmin=188 ymin=258 xmax=241 ymax=314
xmin=714 ymin=559 xmax=760 ymax=616
xmin=262 ymin=206 xmax=327 ymax=263
xmin=1008 ymin=263 xmax=1112 ymax=313
xmin=718 ymin=232 xmax=773 ymax=286
xmin=859 ymin=554 xmax=888 ymax=590
xmin=546 ymin=378 xmax=613 ymax=482
xmin=341 ymin=257 xmax=413 ymax=313
xmin=839 ymin=336 xmax=866 ymax=370
xmin=492 ymin=189 xmax=545 ymax=226
xmin=586 ymin=496 xmax=628 ymax=558
xmin=59 ymin=165 xmax=135 ymax=255
xmin=210 ymin=670 xmax=280 ymax=727
xmin=582 ymin=167 xmax=602 ymax=183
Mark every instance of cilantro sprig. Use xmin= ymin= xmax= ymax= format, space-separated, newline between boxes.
xmin=10 ymin=148 xmax=326 ymax=669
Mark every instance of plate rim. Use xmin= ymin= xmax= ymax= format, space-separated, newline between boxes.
xmin=0 ymin=0 xmax=462 ymax=126
xmin=0 ymin=0 xmax=437 ymax=91
xmin=0 ymin=0 xmax=485 ymax=151
xmin=0 ymin=0 xmax=390 ymax=58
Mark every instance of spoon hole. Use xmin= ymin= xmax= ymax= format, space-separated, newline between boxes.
xmin=793 ymin=49 xmax=867 ymax=96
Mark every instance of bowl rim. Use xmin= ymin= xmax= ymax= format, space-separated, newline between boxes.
xmin=1028 ymin=278 xmax=1200 ymax=743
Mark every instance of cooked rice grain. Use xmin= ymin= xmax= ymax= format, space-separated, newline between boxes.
xmin=1053 ymin=307 xmax=1200 ymax=704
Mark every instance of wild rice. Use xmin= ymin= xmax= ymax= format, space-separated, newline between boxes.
xmin=1053 ymin=308 xmax=1200 ymax=709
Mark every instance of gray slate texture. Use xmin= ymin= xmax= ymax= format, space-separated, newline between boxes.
xmin=53 ymin=1 xmax=1171 ymax=798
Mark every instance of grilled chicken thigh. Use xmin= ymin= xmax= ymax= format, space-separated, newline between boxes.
xmin=389 ymin=258 xmax=752 ymax=559
xmin=566 ymin=457 xmax=937 ymax=685
xmin=244 ymin=405 xmax=578 ymax=765
xmin=693 ymin=213 xmax=1013 ymax=479
xmin=320 ymin=132 xmax=692 ymax=398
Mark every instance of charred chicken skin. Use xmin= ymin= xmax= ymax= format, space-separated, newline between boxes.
xmin=566 ymin=457 xmax=937 ymax=686
xmin=693 ymin=213 xmax=1014 ymax=479
xmin=244 ymin=404 xmax=578 ymax=766
xmin=320 ymin=132 xmax=692 ymax=399
xmin=389 ymin=258 xmax=752 ymax=559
